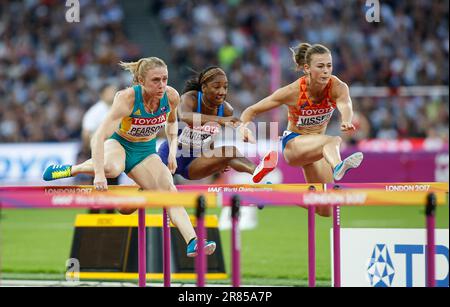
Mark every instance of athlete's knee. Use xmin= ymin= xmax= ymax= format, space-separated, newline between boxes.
xmin=157 ymin=170 xmax=177 ymax=191
xmin=222 ymin=146 xmax=241 ymax=158
xmin=316 ymin=206 xmax=332 ymax=217
xmin=283 ymin=151 xmax=305 ymax=167
xmin=104 ymin=163 xmax=123 ymax=178
xmin=329 ymin=136 xmax=342 ymax=145
xmin=160 ymin=180 xmax=177 ymax=191
xmin=119 ymin=208 xmax=137 ymax=215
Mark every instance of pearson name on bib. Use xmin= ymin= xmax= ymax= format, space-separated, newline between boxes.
xmin=126 ymin=113 xmax=167 ymax=138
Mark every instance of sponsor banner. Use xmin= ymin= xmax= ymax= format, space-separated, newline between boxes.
xmin=226 ymin=150 xmax=449 ymax=184
xmin=358 ymin=139 xmax=449 ymax=152
xmin=1 ymin=140 xmax=448 ymax=185
xmin=333 ymin=182 xmax=448 ymax=192
xmin=0 ymin=190 xmax=217 ymax=209
xmin=178 ymin=183 xmax=323 ymax=193
xmin=332 ymin=228 xmax=449 ymax=287
xmin=0 ymin=142 xmax=79 ymax=184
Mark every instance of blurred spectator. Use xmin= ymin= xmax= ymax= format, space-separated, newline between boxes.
xmin=0 ymin=0 xmax=140 ymax=143
xmin=80 ymin=83 xmax=118 ymax=156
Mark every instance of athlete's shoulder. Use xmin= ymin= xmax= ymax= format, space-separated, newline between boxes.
xmin=179 ymin=90 xmax=198 ymax=112
xmin=287 ymin=77 xmax=304 ymax=91
xmin=330 ymin=75 xmax=349 ymax=97
xmin=112 ymin=87 xmax=135 ymax=111
xmin=107 ymin=87 xmax=134 ymax=117
xmin=273 ymin=79 xmax=301 ymax=104
xmin=166 ymin=86 xmax=180 ymax=103
xmin=330 ymin=75 xmax=347 ymax=86
xmin=180 ymin=90 xmax=198 ymax=101
xmin=115 ymin=86 xmax=135 ymax=103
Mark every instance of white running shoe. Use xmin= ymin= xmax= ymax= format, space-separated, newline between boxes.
xmin=333 ymin=152 xmax=364 ymax=181
xmin=252 ymin=150 xmax=278 ymax=183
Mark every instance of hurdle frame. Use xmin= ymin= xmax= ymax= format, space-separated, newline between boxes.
xmin=224 ymin=185 xmax=447 ymax=288
xmin=0 ymin=183 xmax=447 ymax=287
xmin=162 ymin=208 xmax=171 ymax=287
xmin=331 ymin=184 xmax=341 ymax=287
xmin=328 ymin=182 xmax=448 ymax=287
xmin=138 ymin=209 xmax=146 ymax=287
xmin=231 ymin=195 xmax=241 ymax=287
xmin=307 ymin=185 xmax=317 ymax=287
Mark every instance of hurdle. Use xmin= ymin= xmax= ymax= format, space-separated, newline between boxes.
xmin=178 ymin=183 xmax=324 ymax=287
xmin=0 ymin=188 xmax=218 ymax=287
xmin=219 ymin=186 xmax=448 ymax=287
xmin=330 ymin=182 xmax=448 ymax=287
xmin=1 ymin=183 xmax=448 ymax=287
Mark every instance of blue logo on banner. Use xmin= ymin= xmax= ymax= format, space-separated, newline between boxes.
xmin=367 ymin=244 xmax=395 ymax=287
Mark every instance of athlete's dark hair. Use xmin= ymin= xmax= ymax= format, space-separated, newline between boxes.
xmin=182 ymin=66 xmax=226 ymax=94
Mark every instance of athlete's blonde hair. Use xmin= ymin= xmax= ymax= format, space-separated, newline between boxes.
xmin=119 ymin=57 xmax=167 ymax=84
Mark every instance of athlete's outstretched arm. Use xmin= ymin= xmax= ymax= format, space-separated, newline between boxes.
xmin=166 ymin=86 xmax=180 ymax=174
xmin=239 ymin=86 xmax=293 ymax=143
xmin=334 ymin=80 xmax=355 ymax=132
xmin=178 ymin=91 xmax=239 ymax=127
xmin=91 ymin=88 xmax=134 ymax=190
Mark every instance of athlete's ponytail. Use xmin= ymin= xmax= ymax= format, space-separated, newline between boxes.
xmin=290 ymin=43 xmax=330 ymax=71
xmin=183 ymin=75 xmax=202 ymax=94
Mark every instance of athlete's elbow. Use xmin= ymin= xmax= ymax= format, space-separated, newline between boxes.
xmin=90 ymin=130 xmax=106 ymax=147
xmin=241 ymin=106 xmax=256 ymax=121
xmin=178 ymin=114 xmax=188 ymax=123
xmin=178 ymin=113 xmax=193 ymax=125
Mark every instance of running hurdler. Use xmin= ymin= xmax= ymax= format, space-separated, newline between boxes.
xmin=239 ymin=44 xmax=363 ymax=217
xmin=43 ymin=57 xmax=215 ymax=257
xmin=158 ymin=66 xmax=277 ymax=183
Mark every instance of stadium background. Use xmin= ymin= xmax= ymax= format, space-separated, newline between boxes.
xmin=0 ymin=0 xmax=448 ymax=286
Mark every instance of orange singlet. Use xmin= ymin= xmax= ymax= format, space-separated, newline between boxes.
xmin=287 ymin=76 xmax=336 ymax=132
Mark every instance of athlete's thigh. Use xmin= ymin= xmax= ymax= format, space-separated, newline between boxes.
xmin=187 ymin=147 xmax=233 ymax=180
xmin=302 ymin=158 xmax=334 ymax=184
xmin=284 ymin=134 xmax=334 ymax=167
xmin=127 ymin=154 xmax=175 ymax=191
xmin=104 ymin=139 xmax=126 ymax=170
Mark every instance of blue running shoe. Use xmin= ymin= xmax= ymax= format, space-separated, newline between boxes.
xmin=333 ymin=152 xmax=364 ymax=181
xmin=43 ymin=164 xmax=72 ymax=181
xmin=187 ymin=238 xmax=217 ymax=257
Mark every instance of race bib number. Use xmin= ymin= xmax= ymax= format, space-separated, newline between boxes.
xmin=120 ymin=113 xmax=167 ymax=141
xmin=296 ymin=108 xmax=335 ymax=127
xmin=178 ymin=125 xmax=219 ymax=148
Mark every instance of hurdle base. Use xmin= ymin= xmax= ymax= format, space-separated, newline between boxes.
xmin=69 ymin=214 xmax=227 ymax=280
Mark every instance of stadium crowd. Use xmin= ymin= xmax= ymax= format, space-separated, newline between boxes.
xmin=0 ymin=0 xmax=140 ymax=143
xmin=0 ymin=0 xmax=448 ymax=144
xmin=153 ymin=0 xmax=449 ymax=143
